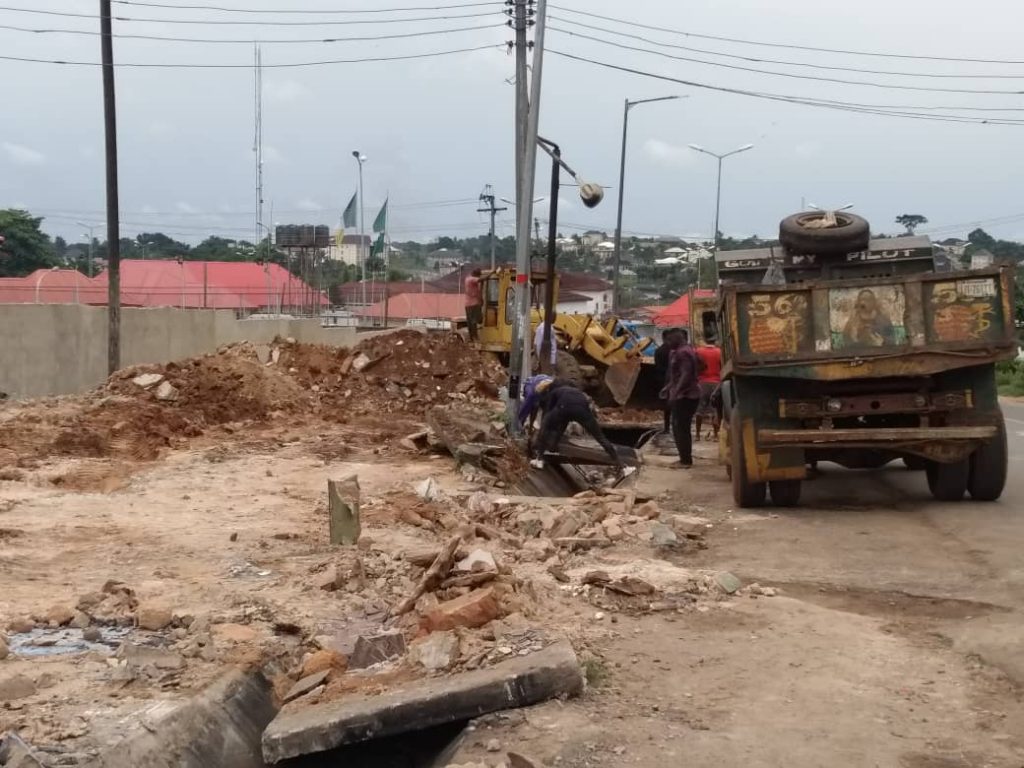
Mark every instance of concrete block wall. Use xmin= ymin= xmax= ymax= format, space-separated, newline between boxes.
xmin=0 ymin=304 xmax=356 ymax=400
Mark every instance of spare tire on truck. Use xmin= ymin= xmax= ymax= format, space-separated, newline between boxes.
xmin=779 ymin=211 xmax=870 ymax=255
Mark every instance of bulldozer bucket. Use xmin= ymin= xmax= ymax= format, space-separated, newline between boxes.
xmin=604 ymin=359 xmax=642 ymax=406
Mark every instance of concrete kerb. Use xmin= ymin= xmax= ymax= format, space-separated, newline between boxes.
xmin=88 ymin=669 xmax=278 ymax=768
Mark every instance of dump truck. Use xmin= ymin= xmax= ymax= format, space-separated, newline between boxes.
xmin=713 ymin=211 xmax=1015 ymax=508
xmin=467 ymin=267 xmax=659 ymax=405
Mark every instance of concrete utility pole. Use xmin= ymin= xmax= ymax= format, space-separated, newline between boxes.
xmin=507 ymin=0 xmax=533 ymax=430
xmin=99 ymin=0 xmax=121 ymax=375
xmin=477 ymin=185 xmax=507 ymax=270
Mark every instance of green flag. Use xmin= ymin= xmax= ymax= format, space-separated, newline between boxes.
xmin=372 ymin=198 xmax=388 ymax=234
xmin=370 ymin=232 xmax=385 ymax=258
xmin=342 ymin=192 xmax=357 ymax=228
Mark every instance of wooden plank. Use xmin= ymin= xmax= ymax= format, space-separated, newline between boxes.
xmin=759 ymin=426 xmax=996 ymax=444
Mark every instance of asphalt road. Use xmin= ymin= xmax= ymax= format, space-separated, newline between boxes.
xmin=680 ymin=399 xmax=1024 ymax=688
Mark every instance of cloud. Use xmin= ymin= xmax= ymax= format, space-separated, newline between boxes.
xmin=2 ymin=141 xmax=46 ymax=166
xmin=263 ymin=145 xmax=285 ymax=165
xmin=295 ymin=198 xmax=323 ymax=212
xmin=175 ymin=201 xmax=198 ymax=214
xmin=641 ymin=139 xmax=694 ymax=169
xmin=794 ymin=141 xmax=822 ymax=159
xmin=147 ymin=121 xmax=175 ymax=139
xmin=265 ymin=79 xmax=310 ymax=104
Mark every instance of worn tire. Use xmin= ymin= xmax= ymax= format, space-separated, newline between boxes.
xmin=730 ymin=417 xmax=766 ymax=508
xmin=926 ymin=459 xmax=969 ymax=502
xmin=968 ymin=412 xmax=1007 ymax=501
xmin=553 ymin=350 xmax=583 ymax=388
xmin=779 ymin=211 xmax=870 ymax=255
xmin=769 ymin=479 xmax=802 ymax=507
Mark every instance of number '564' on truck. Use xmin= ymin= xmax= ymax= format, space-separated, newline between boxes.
xmin=714 ymin=210 xmax=1016 ymax=508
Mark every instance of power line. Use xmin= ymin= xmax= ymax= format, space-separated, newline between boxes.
xmin=113 ymin=0 xmax=499 ymax=12
xmin=550 ymin=15 xmax=1024 ymax=81
xmin=547 ymin=49 xmax=1024 ymax=125
xmin=550 ymin=4 xmax=1024 ymax=66
xmin=549 ymin=28 xmax=1024 ymax=95
xmin=0 ymin=22 xmax=500 ymax=45
xmin=0 ymin=5 xmax=501 ymax=26
xmin=0 ymin=43 xmax=503 ymax=68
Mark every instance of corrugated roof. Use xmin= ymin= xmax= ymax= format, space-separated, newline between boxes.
xmin=355 ymin=292 xmax=467 ymax=321
xmin=652 ymin=290 xmax=716 ymax=327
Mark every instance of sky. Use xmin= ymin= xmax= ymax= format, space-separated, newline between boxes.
xmin=2 ymin=0 xmax=1024 ymax=247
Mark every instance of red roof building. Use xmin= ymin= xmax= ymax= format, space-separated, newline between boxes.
xmin=356 ymin=292 xmax=468 ymax=322
xmin=652 ymin=289 xmax=716 ymax=328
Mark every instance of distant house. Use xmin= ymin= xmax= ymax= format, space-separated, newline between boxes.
xmin=334 ymin=279 xmax=439 ymax=309
xmin=325 ymin=234 xmax=371 ymax=266
xmin=559 ymin=272 xmax=613 ymax=316
xmin=970 ymin=249 xmax=995 ymax=270
xmin=580 ymin=231 xmax=606 ymax=248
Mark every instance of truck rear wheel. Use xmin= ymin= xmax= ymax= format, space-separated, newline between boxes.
xmin=769 ymin=479 xmax=802 ymax=507
xmin=730 ymin=418 xmax=766 ymax=508
xmin=968 ymin=412 xmax=1007 ymax=501
xmin=926 ymin=459 xmax=969 ymax=502
xmin=779 ymin=211 xmax=870 ymax=255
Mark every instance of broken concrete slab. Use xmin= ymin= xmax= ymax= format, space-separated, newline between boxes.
xmin=117 ymin=642 xmax=185 ymax=671
xmin=348 ymin=631 xmax=407 ymax=670
xmin=0 ymin=674 xmax=36 ymax=702
xmin=410 ymin=631 xmax=460 ymax=672
xmin=0 ymin=732 xmax=46 ymax=768
xmin=155 ymin=380 xmax=179 ymax=402
xmin=283 ymin=670 xmax=331 ymax=704
xmin=455 ymin=549 xmax=497 ymax=574
xmin=262 ymin=641 xmax=583 ymax=763
xmin=95 ymin=669 xmax=277 ymax=768
xmin=715 ymin=572 xmax=742 ymax=595
xmin=328 ymin=474 xmax=361 ymax=546
xmin=132 ymin=373 xmax=164 ymax=389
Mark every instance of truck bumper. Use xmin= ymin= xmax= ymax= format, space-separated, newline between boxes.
xmin=758 ymin=426 xmax=997 ymax=445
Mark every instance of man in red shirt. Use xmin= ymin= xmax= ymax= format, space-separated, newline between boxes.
xmin=695 ymin=337 xmax=722 ymax=441
xmin=464 ymin=268 xmax=483 ymax=341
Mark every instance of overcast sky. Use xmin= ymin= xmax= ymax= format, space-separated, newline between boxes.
xmin=2 ymin=0 xmax=1024 ymax=246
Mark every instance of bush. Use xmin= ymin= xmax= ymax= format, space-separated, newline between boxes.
xmin=996 ymin=359 xmax=1024 ymax=397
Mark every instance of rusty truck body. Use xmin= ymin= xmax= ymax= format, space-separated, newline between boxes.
xmin=714 ymin=228 xmax=1016 ymax=508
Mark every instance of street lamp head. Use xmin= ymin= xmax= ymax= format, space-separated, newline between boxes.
xmin=737 ymin=143 xmax=755 ymax=152
xmin=687 ymin=143 xmax=705 ymax=152
xmin=579 ymin=182 xmax=604 ymax=209
xmin=352 ymin=151 xmax=367 ymax=162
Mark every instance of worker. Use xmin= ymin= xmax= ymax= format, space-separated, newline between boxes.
xmin=694 ymin=336 xmax=723 ymax=442
xmin=519 ymin=375 xmax=627 ymax=472
xmin=662 ymin=328 xmax=702 ymax=468
xmin=464 ymin=268 xmax=483 ymax=342
xmin=654 ymin=328 xmax=683 ymax=434
xmin=534 ymin=312 xmax=558 ymax=371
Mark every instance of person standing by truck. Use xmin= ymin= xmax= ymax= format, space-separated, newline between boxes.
xmin=464 ymin=268 xmax=483 ymax=342
xmin=655 ymin=328 xmax=683 ymax=434
xmin=663 ymin=328 xmax=702 ymax=468
xmin=695 ymin=337 xmax=722 ymax=442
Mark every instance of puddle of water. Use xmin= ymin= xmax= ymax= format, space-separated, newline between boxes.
xmin=9 ymin=626 xmax=132 ymax=658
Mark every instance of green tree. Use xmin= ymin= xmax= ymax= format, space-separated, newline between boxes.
xmin=895 ymin=214 xmax=928 ymax=235
xmin=0 ymin=209 xmax=58 ymax=276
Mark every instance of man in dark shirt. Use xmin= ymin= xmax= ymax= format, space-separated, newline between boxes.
xmin=654 ymin=328 xmax=682 ymax=433
xmin=519 ymin=375 xmax=626 ymax=471
xmin=663 ymin=328 xmax=702 ymax=468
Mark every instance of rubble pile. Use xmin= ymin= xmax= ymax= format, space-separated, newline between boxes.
xmin=0 ymin=331 xmax=507 ymax=469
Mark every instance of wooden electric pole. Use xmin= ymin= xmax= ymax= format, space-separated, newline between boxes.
xmin=100 ymin=0 xmax=121 ymax=375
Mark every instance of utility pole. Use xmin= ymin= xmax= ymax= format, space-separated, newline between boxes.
xmin=100 ymin=0 xmax=121 ymax=375
xmin=477 ymin=185 xmax=506 ymax=270
xmin=507 ymin=0 xmax=532 ymax=430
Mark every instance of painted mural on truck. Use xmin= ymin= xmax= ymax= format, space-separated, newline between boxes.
xmin=926 ymin=277 xmax=1001 ymax=343
xmin=741 ymin=292 xmax=810 ymax=356
xmin=829 ymin=286 xmax=907 ymax=350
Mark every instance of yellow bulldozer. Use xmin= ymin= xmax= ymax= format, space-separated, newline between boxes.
xmin=467 ymin=267 xmax=660 ymax=406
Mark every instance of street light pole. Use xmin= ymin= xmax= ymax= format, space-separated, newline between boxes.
xmin=688 ymin=143 xmax=754 ymax=283
xmin=352 ymin=151 xmax=367 ymax=307
xmin=76 ymin=222 xmax=97 ymax=277
xmin=611 ymin=94 xmax=682 ymax=314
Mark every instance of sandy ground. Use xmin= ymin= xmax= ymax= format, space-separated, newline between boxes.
xmin=1 ymin=395 xmax=1023 ymax=766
